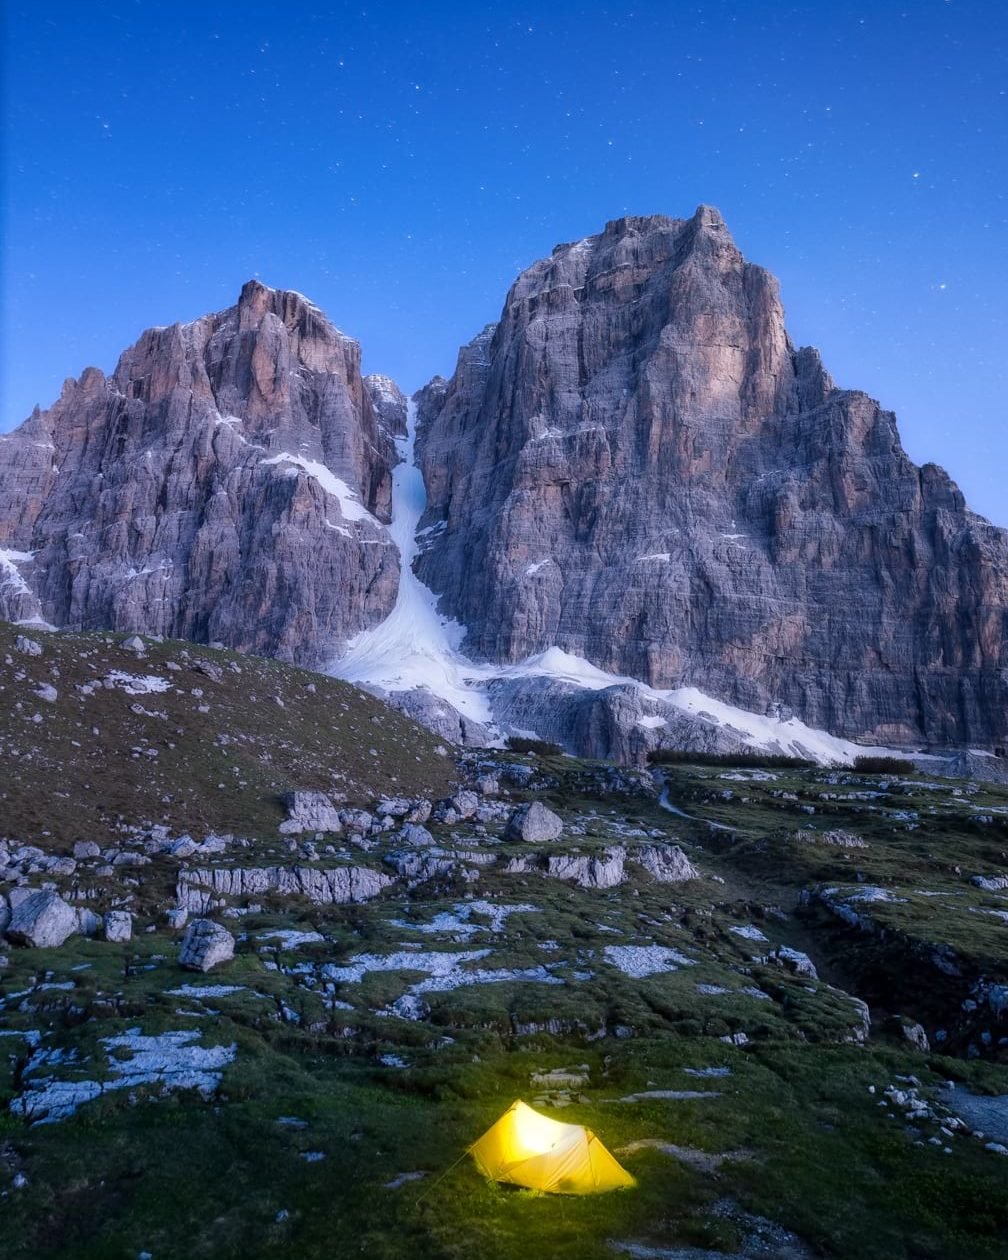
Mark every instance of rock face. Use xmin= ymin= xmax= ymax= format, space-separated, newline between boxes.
xmin=175 ymin=863 xmax=393 ymax=912
xmin=5 ymin=890 xmax=78 ymax=948
xmin=415 ymin=207 xmax=1008 ymax=750
xmin=0 ymin=281 xmax=399 ymax=666
xmin=178 ymin=918 xmax=235 ymax=972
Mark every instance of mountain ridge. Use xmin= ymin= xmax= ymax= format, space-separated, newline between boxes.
xmin=2 ymin=208 xmax=1006 ymax=759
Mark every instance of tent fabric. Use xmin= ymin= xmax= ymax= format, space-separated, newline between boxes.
xmin=469 ymin=1099 xmax=636 ymax=1195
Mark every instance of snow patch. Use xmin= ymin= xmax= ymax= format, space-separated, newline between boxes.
xmin=0 ymin=548 xmax=34 ymax=598
xmin=262 ymin=453 xmax=381 ymax=526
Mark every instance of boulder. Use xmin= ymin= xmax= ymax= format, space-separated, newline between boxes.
xmin=631 ymin=844 xmax=699 ymax=883
xmin=179 ymin=919 xmax=235 ymax=971
xmin=6 ymin=890 xmax=78 ymax=948
xmin=279 ymin=791 xmax=343 ymax=835
xmin=104 ymin=910 xmax=133 ymax=943
xmin=175 ymin=864 xmax=393 ymax=912
xmin=15 ymin=635 xmax=42 ymax=656
xmin=398 ymin=824 xmax=435 ymax=848
xmin=505 ymin=801 xmax=563 ymax=843
xmin=72 ymin=840 xmax=101 ymax=860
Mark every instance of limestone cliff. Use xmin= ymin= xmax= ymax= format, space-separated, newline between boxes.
xmin=414 ymin=207 xmax=1008 ymax=748
xmin=0 ymin=281 xmax=399 ymax=664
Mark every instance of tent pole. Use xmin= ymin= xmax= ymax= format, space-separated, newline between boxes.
xmin=415 ymin=1146 xmax=472 ymax=1207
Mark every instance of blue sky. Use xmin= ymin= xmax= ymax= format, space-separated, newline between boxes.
xmin=3 ymin=1 xmax=1006 ymax=524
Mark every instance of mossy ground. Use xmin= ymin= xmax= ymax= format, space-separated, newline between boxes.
xmin=2 ymin=640 xmax=1008 ymax=1258
xmin=0 ymin=622 xmax=454 ymax=846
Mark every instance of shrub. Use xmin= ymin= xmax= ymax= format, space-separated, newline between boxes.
xmin=646 ymin=748 xmax=816 ymax=769
xmin=852 ymin=755 xmax=909 ymax=774
xmin=505 ymin=736 xmax=564 ymax=757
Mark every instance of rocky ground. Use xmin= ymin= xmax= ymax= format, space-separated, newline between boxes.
xmin=1 ymin=624 xmax=1007 ymax=1259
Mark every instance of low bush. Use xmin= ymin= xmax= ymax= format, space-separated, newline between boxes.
xmin=504 ymin=736 xmax=565 ymax=757
xmin=852 ymin=755 xmax=910 ymax=774
xmin=646 ymin=748 xmax=816 ymax=769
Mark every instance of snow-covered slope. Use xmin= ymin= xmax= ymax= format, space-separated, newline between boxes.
xmin=330 ymin=403 xmax=914 ymax=767
xmin=331 ymin=403 xmax=494 ymax=725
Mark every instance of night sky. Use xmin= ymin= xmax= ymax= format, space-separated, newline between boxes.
xmin=3 ymin=1 xmax=1006 ymax=523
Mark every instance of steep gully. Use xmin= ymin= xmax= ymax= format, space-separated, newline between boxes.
xmin=330 ymin=405 xmax=910 ymax=767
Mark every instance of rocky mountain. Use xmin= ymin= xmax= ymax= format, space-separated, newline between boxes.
xmin=0 ymin=280 xmax=405 ymax=665
xmin=415 ymin=207 xmax=1008 ymax=751
xmin=2 ymin=210 xmax=1006 ymax=760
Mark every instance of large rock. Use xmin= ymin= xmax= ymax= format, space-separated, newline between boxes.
xmin=0 ymin=281 xmax=399 ymax=666
xmin=279 ymin=791 xmax=344 ymax=835
xmin=630 ymin=844 xmax=699 ymax=883
xmin=6 ymin=890 xmax=78 ymax=948
xmin=505 ymin=801 xmax=564 ymax=842
xmin=415 ymin=207 xmax=1008 ymax=752
xmin=178 ymin=918 xmax=235 ymax=971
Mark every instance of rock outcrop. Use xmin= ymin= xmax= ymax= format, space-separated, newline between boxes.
xmin=415 ymin=207 xmax=1008 ymax=750
xmin=279 ymin=791 xmax=344 ymax=835
xmin=175 ymin=863 xmax=393 ymax=912
xmin=0 ymin=281 xmax=399 ymax=666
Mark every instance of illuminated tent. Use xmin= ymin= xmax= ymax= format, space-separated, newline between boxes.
xmin=469 ymin=1100 xmax=636 ymax=1195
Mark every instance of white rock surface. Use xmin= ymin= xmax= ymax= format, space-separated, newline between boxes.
xmin=6 ymin=890 xmax=78 ymax=948
xmin=178 ymin=919 xmax=235 ymax=972
xmin=104 ymin=910 xmax=133 ymax=943
xmin=505 ymin=801 xmax=563 ymax=842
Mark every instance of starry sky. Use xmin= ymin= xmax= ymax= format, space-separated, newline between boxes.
xmin=2 ymin=1 xmax=1006 ymax=523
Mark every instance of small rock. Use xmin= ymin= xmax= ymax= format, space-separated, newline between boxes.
xmin=104 ymin=910 xmax=133 ymax=943
xmin=764 ymin=945 xmax=818 ymax=980
xmin=900 ymin=1019 xmax=931 ymax=1053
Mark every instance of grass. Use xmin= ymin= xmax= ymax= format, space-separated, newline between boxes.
xmin=2 ymin=647 xmax=1007 ymax=1257
xmin=0 ymin=622 xmax=455 ymax=846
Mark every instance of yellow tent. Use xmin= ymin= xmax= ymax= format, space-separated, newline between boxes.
xmin=469 ymin=1099 xmax=636 ymax=1195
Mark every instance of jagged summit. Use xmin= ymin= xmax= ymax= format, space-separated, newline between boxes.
xmin=0 ymin=280 xmax=402 ymax=664
xmin=1 ymin=210 xmax=1006 ymax=756
xmin=413 ymin=210 xmax=1008 ymax=750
